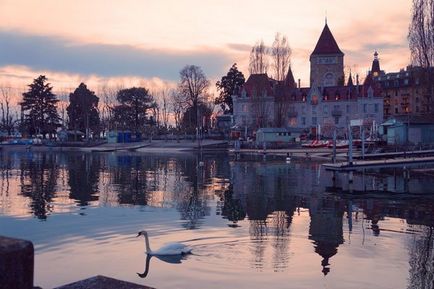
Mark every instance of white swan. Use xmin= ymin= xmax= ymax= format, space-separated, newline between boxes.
xmin=137 ymin=230 xmax=192 ymax=256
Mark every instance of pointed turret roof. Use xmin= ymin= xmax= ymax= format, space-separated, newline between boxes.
xmin=284 ymin=66 xmax=296 ymax=88
xmin=347 ymin=72 xmax=354 ymax=86
xmin=311 ymin=23 xmax=344 ymax=56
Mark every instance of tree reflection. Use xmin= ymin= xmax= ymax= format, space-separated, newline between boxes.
xmin=174 ymin=156 xmax=209 ymax=229
xmin=0 ymin=152 xmax=13 ymax=203
xmin=220 ymin=185 xmax=246 ymax=227
xmin=19 ymin=153 xmax=59 ymax=220
xmin=67 ymin=153 xmax=100 ymax=206
xmin=231 ymin=161 xmax=299 ymax=271
xmin=111 ymin=156 xmax=148 ymax=205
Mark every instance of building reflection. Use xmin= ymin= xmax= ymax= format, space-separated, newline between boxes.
xmin=2 ymin=151 xmax=434 ymax=283
xmin=230 ymin=161 xmax=301 ymax=271
xmin=308 ymin=196 xmax=345 ymax=275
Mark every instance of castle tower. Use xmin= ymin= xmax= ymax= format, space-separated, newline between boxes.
xmin=310 ymin=22 xmax=344 ymax=88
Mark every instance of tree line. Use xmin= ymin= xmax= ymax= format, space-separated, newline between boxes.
xmin=0 ymin=64 xmax=245 ymax=139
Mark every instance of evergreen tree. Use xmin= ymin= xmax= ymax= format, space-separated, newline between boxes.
xmin=67 ymin=83 xmax=100 ymax=138
xmin=21 ymin=75 xmax=60 ymax=138
xmin=112 ymin=87 xmax=154 ymax=133
xmin=215 ymin=63 xmax=245 ymax=114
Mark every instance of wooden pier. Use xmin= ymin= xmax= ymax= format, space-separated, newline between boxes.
xmin=323 ymin=156 xmax=434 ymax=171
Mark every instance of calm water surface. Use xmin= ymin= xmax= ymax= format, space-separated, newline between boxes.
xmin=0 ymin=151 xmax=433 ymax=289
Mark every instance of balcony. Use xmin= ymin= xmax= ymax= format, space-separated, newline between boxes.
xmin=331 ymin=109 xmax=343 ymax=117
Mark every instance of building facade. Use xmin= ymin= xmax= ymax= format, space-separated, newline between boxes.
xmin=233 ymin=22 xmax=384 ymax=137
xmin=371 ymin=64 xmax=434 ymax=119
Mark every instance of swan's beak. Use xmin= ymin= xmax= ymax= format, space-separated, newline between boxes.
xmin=136 ymin=232 xmax=141 ymax=237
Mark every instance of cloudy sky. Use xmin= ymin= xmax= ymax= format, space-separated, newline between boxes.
xmin=0 ymin=0 xmax=411 ymax=98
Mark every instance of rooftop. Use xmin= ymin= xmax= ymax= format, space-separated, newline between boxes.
xmin=311 ymin=23 xmax=344 ymax=56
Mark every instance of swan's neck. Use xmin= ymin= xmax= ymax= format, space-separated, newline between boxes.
xmin=143 ymin=234 xmax=152 ymax=253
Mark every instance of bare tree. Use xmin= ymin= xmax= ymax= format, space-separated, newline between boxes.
xmin=0 ymin=85 xmax=15 ymax=135
xmin=170 ymin=90 xmax=185 ymax=131
xmin=98 ymin=84 xmax=121 ymax=134
xmin=408 ymin=0 xmax=434 ymax=111
xmin=252 ymin=94 xmax=273 ymax=129
xmin=274 ymin=92 xmax=289 ymax=127
xmin=157 ymin=87 xmax=171 ymax=130
xmin=57 ymin=88 xmax=71 ymax=129
xmin=409 ymin=0 xmax=434 ymax=68
xmin=249 ymin=40 xmax=269 ymax=75
xmin=177 ymin=65 xmax=210 ymax=137
xmin=271 ymin=33 xmax=292 ymax=81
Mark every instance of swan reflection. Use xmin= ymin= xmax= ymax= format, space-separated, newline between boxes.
xmin=137 ymin=253 xmax=189 ymax=278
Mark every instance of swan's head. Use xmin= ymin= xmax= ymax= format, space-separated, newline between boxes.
xmin=136 ymin=230 xmax=148 ymax=237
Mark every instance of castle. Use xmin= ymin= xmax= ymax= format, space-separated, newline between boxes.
xmin=232 ymin=22 xmax=384 ymax=137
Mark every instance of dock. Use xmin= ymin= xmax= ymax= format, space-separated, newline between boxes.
xmin=352 ymin=149 xmax=434 ymax=160
xmin=323 ymin=156 xmax=434 ymax=171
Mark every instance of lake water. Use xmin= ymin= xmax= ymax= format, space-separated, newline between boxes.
xmin=0 ymin=151 xmax=433 ymax=289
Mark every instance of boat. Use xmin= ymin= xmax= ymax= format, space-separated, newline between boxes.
xmin=302 ymin=140 xmax=331 ymax=148
xmin=327 ymin=140 xmax=349 ymax=149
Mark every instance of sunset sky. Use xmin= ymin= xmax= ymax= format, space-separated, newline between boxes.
xmin=0 ymin=0 xmax=412 ymax=101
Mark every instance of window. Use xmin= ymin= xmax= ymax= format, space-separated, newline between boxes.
xmin=364 ymin=104 xmax=368 ymax=113
xmin=312 ymin=117 xmax=317 ymax=125
xmin=346 ymin=105 xmax=350 ymax=113
xmin=302 ymin=106 xmax=306 ymax=114
xmin=323 ymin=105 xmax=329 ymax=114
xmin=301 ymin=117 xmax=306 ymax=126
xmin=374 ymin=104 xmax=379 ymax=113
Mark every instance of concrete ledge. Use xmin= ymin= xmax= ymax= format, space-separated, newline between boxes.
xmin=0 ymin=235 xmax=34 ymax=289
xmin=55 ymin=275 xmax=155 ymax=289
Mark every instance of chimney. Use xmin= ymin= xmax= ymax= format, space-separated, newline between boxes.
xmin=356 ymin=74 xmax=360 ymax=95
xmin=298 ymin=79 xmax=301 ymax=89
